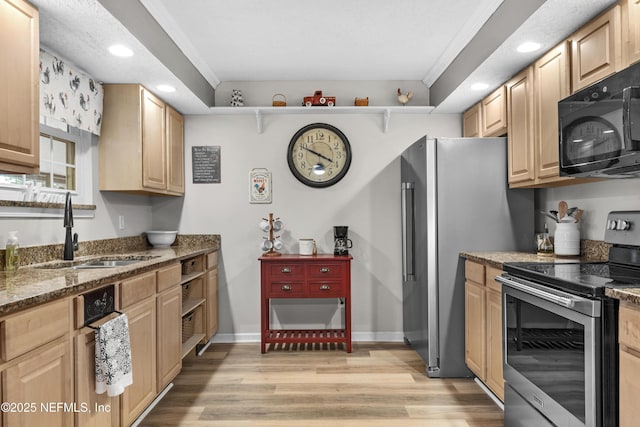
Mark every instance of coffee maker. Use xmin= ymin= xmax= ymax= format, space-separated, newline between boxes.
xmin=333 ymin=226 xmax=353 ymax=256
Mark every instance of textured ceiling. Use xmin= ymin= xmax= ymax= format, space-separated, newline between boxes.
xmin=32 ymin=0 xmax=618 ymax=114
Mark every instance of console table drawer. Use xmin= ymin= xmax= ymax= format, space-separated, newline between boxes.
xmin=307 ymin=263 xmax=344 ymax=279
xmin=307 ymin=281 xmax=344 ymax=297
xmin=268 ymin=263 xmax=305 ymax=279
xmin=269 ymin=281 xmax=305 ymax=297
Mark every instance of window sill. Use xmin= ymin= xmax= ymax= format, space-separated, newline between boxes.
xmin=0 ymin=201 xmax=96 ymax=219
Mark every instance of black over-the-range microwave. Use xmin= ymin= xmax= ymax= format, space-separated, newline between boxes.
xmin=559 ymin=61 xmax=640 ymax=177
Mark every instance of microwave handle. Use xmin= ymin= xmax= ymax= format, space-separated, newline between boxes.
xmin=623 ymin=86 xmax=640 ymax=150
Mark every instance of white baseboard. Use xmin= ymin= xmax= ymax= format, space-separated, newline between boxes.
xmin=211 ymin=331 xmax=405 ymax=344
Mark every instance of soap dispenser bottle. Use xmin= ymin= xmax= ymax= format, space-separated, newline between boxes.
xmin=5 ymin=231 xmax=19 ymax=271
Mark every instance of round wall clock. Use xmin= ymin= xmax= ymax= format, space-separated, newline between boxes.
xmin=287 ymin=123 xmax=352 ymax=188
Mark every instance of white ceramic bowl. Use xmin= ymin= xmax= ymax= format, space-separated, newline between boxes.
xmin=146 ymin=230 xmax=178 ymax=248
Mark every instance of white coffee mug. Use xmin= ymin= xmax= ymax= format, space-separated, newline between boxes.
xmin=299 ymin=238 xmax=315 ymax=255
xmin=273 ymin=238 xmax=284 ymax=250
xmin=273 ymin=220 xmax=284 ymax=231
xmin=260 ymin=239 xmax=273 ymax=251
xmin=259 ymin=220 xmax=271 ymax=232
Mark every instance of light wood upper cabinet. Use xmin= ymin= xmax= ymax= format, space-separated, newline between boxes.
xmin=622 ymin=0 xmax=640 ymax=66
xmin=570 ymin=5 xmax=622 ymax=92
xmin=166 ymin=105 xmax=185 ymax=194
xmin=463 ymin=103 xmax=481 ymax=137
xmin=481 ymin=86 xmax=507 ymax=137
xmin=100 ymin=84 xmax=184 ymax=196
xmin=0 ymin=0 xmax=39 ymax=174
xmin=533 ymin=41 xmax=574 ymax=185
xmin=506 ymin=67 xmax=535 ymax=185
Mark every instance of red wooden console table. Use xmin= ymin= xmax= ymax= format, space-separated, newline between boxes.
xmin=259 ymin=254 xmax=352 ymax=353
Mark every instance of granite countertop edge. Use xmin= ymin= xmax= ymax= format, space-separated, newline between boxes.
xmin=0 ymin=239 xmax=220 ymax=316
xmin=462 ymin=251 xmax=640 ymax=307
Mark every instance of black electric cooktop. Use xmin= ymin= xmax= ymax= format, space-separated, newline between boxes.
xmin=503 ymin=261 xmax=640 ymax=298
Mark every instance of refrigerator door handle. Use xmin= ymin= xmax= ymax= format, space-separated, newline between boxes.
xmin=401 ymin=182 xmax=415 ymax=281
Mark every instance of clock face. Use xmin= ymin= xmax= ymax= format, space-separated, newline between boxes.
xmin=562 ymin=116 xmax=622 ymax=165
xmin=287 ymin=123 xmax=352 ymax=187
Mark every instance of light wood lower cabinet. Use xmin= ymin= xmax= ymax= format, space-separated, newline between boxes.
xmin=75 ymin=328 xmax=120 ymax=427
xmin=156 ymin=285 xmax=182 ymax=391
xmin=4 ymin=339 xmax=73 ymax=426
xmin=205 ymin=251 xmax=219 ymax=340
xmin=120 ymin=297 xmax=156 ymax=426
xmin=619 ymin=302 xmax=640 ymax=427
xmin=464 ymin=260 xmax=504 ymax=401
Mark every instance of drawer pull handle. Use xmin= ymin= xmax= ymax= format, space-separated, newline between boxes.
xmin=320 ymin=284 xmax=331 ymax=290
xmin=281 ymin=284 xmax=292 ymax=291
xmin=281 ymin=267 xmax=292 ymax=273
xmin=320 ymin=267 xmax=330 ymax=273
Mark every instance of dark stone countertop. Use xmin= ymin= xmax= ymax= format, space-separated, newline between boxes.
xmin=0 ymin=235 xmax=219 ymax=316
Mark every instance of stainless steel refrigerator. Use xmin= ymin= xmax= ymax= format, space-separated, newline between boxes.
xmin=400 ymin=136 xmax=533 ymax=377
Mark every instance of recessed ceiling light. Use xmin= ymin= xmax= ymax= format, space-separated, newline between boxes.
xmin=108 ymin=44 xmax=133 ymax=57
xmin=157 ymin=85 xmax=176 ymax=93
xmin=517 ymin=42 xmax=541 ymax=53
xmin=471 ymin=83 xmax=488 ymax=91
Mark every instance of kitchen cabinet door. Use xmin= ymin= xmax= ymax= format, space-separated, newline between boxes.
xmin=142 ymin=89 xmax=167 ymax=191
xmin=157 ymin=285 xmax=182 ymax=391
xmin=481 ymin=85 xmax=507 ymax=137
xmin=622 ymin=0 xmax=640 ymax=67
xmin=570 ymin=5 xmax=622 ymax=92
xmin=121 ymin=297 xmax=156 ymax=426
xmin=205 ymin=266 xmax=219 ymax=340
xmin=0 ymin=0 xmax=39 ymax=173
xmin=465 ymin=279 xmax=486 ymax=380
xmin=166 ymin=105 xmax=184 ymax=194
xmin=533 ymin=41 xmax=573 ymax=184
xmin=485 ymin=287 xmax=504 ymax=401
xmin=507 ymin=67 xmax=535 ymax=186
xmin=4 ymin=339 xmax=73 ymax=427
xmin=75 ymin=330 xmax=120 ymax=427
xmin=463 ymin=103 xmax=481 ymax=137
xmin=620 ymin=349 xmax=640 ymax=427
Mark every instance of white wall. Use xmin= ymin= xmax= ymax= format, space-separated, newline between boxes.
xmin=155 ymin=109 xmax=461 ymax=341
xmin=537 ymin=178 xmax=640 ymax=240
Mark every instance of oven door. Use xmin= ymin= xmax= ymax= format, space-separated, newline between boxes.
xmin=497 ymin=275 xmax=601 ymax=427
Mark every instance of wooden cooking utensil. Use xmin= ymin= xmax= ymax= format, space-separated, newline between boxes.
xmin=558 ymin=201 xmax=568 ymax=220
xmin=574 ymin=209 xmax=584 ymax=223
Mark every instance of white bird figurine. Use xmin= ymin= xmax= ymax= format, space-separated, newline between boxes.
xmin=397 ymin=88 xmax=413 ymax=106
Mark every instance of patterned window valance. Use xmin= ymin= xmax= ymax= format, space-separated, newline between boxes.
xmin=39 ymin=49 xmax=103 ymax=135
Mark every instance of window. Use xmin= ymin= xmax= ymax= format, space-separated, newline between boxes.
xmin=0 ymin=122 xmax=93 ymax=207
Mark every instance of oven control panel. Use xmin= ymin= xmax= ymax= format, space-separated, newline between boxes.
xmin=604 ymin=211 xmax=640 ymax=245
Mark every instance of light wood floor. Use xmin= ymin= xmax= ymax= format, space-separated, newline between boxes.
xmin=141 ymin=342 xmax=504 ymax=426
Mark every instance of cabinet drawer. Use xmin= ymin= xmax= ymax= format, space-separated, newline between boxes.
xmin=307 ymin=263 xmax=345 ymax=279
xmin=207 ymin=251 xmax=218 ymax=269
xmin=620 ymin=303 xmax=640 ymax=351
xmin=268 ymin=263 xmax=304 ymax=279
xmin=157 ymin=263 xmax=181 ymax=293
xmin=2 ymin=298 xmax=71 ymax=361
xmin=307 ymin=281 xmax=344 ymax=297
xmin=268 ymin=281 xmax=305 ymax=297
xmin=120 ymin=271 xmax=156 ymax=309
xmin=465 ymin=260 xmax=485 ymax=284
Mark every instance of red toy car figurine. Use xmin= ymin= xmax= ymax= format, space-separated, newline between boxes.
xmin=303 ymin=90 xmax=336 ymax=107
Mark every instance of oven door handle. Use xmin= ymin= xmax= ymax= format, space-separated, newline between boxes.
xmin=496 ymin=275 xmax=576 ymax=308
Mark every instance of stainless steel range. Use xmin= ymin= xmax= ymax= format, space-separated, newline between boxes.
xmin=496 ymin=210 xmax=640 ymax=427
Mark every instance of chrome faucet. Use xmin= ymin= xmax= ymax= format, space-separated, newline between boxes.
xmin=63 ymin=192 xmax=78 ymax=260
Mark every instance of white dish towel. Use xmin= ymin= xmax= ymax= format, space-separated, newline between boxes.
xmin=95 ymin=313 xmax=133 ymax=397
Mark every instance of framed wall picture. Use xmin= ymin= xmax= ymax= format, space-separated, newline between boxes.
xmin=192 ymin=146 xmax=221 ymax=183
xmin=249 ymin=168 xmax=272 ymax=203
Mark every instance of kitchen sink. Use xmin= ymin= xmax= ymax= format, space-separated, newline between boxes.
xmin=30 ymin=255 xmax=159 ymax=270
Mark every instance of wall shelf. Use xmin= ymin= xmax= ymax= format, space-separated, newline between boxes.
xmin=208 ymin=106 xmax=435 ymax=133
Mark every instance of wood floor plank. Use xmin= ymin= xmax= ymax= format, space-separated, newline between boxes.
xmin=139 ymin=342 xmax=503 ymax=427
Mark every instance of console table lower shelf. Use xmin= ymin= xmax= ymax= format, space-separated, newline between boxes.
xmin=259 ymin=254 xmax=353 ymax=353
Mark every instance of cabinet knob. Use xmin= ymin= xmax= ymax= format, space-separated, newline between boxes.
xmin=320 ymin=284 xmax=331 ymax=290
xmin=281 ymin=284 xmax=292 ymax=291
xmin=320 ymin=267 xmax=330 ymax=273
xmin=281 ymin=267 xmax=292 ymax=273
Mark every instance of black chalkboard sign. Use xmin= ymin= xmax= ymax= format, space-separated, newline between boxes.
xmin=192 ymin=146 xmax=220 ymax=183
